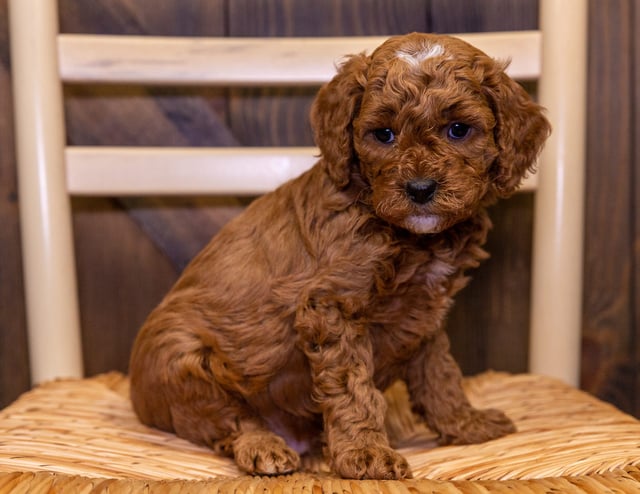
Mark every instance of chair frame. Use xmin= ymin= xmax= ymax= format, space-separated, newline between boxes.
xmin=8 ymin=0 xmax=587 ymax=386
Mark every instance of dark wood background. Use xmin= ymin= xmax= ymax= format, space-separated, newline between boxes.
xmin=0 ymin=0 xmax=638 ymax=417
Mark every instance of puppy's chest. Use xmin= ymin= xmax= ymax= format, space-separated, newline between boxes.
xmin=366 ymin=254 xmax=460 ymax=379
xmin=369 ymin=217 xmax=490 ymax=311
xmin=373 ymin=254 xmax=459 ymax=316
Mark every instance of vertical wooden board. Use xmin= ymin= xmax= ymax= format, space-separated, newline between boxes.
xmin=634 ymin=0 xmax=640 ymax=418
xmin=64 ymin=85 xmax=235 ymax=147
xmin=228 ymin=0 xmax=428 ymax=36
xmin=72 ymin=198 xmax=178 ymax=375
xmin=123 ymin=197 xmax=250 ymax=271
xmin=0 ymin=0 xmax=31 ymax=406
xmin=581 ymin=0 xmax=635 ymax=413
xmin=483 ymin=194 xmax=533 ymax=373
xmin=448 ymin=194 xmax=533 ymax=376
xmin=229 ymin=87 xmax=317 ymax=146
xmin=59 ymin=0 xmax=225 ymax=36
xmin=429 ymin=0 xmax=538 ymax=32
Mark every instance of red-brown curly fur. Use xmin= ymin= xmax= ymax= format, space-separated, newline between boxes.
xmin=130 ymin=33 xmax=550 ymax=480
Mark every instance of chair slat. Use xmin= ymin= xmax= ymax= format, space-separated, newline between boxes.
xmin=66 ymin=146 xmax=537 ymax=196
xmin=66 ymin=147 xmax=318 ymax=195
xmin=58 ymin=31 xmax=540 ymax=86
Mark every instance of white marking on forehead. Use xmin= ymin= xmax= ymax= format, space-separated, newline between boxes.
xmin=396 ymin=43 xmax=445 ymax=66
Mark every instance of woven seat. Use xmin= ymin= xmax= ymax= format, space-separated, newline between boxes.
xmin=1 ymin=372 xmax=640 ymax=493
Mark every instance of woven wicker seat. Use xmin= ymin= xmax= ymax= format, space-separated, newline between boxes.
xmin=1 ymin=372 xmax=640 ymax=493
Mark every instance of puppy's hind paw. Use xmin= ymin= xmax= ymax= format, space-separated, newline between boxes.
xmin=233 ymin=430 xmax=301 ymax=475
xmin=334 ymin=445 xmax=412 ymax=480
xmin=440 ymin=407 xmax=516 ymax=445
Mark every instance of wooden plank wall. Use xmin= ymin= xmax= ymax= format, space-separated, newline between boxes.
xmin=635 ymin=1 xmax=640 ymax=416
xmin=0 ymin=0 xmax=638 ymax=418
xmin=0 ymin=2 xmax=30 ymax=408
xmin=581 ymin=0 xmax=640 ymax=415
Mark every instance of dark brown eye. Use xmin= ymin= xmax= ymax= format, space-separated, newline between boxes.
xmin=372 ymin=128 xmax=395 ymax=144
xmin=447 ymin=122 xmax=471 ymax=140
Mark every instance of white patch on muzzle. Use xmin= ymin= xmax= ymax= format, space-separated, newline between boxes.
xmin=404 ymin=215 xmax=441 ymax=234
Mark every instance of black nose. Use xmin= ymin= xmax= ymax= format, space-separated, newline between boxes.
xmin=405 ymin=179 xmax=438 ymax=204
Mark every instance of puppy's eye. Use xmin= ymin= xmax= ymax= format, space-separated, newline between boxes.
xmin=372 ymin=128 xmax=396 ymax=144
xmin=447 ymin=122 xmax=471 ymax=140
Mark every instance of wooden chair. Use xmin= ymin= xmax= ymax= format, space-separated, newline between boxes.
xmin=4 ymin=0 xmax=640 ymax=492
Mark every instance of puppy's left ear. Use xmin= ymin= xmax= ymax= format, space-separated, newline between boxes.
xmin=483 ymin=61 xmax=552 ymax=198
xmin=310 ymin=53 xmax=369 ymax=188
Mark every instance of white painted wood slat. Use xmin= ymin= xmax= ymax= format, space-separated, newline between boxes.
xmin=66 ymin=146 xmax=537 ymax=196
xmin=58 ymin=31 xmax=540 ymax=85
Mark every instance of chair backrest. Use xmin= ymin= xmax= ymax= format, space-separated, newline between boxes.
xmin=8 ymin=0 xmax=587 ymax=386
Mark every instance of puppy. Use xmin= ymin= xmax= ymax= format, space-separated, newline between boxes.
xmin=130 ymin=32 xmax=550 ymax=480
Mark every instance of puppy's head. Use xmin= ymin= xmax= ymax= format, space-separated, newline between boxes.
xmin=311 ymin=33 xmax=551 ymax=234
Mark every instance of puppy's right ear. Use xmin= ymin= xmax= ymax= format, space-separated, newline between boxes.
xmin=310 ymin=54 xmax=369 ymax=188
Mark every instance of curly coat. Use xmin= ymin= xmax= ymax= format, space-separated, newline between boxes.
xmin=130 ymin=32 xmax=551 ymax=480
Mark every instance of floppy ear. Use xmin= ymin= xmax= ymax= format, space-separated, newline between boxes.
xmin=483 ymin=62 xmax=552 ymax=198
xmin=310 ymin=53 xmax=369 ymax=188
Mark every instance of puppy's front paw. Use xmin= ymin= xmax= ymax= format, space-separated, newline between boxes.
xmin=233 ymin=430 xmax=300 ymax=475
xmin=334 ymin=445 xmax=412 ymax=480
xmin=439 ymin=407 xmax=516 ymax=445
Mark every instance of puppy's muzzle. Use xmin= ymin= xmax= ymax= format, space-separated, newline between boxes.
xmin=405 ymin=179 xmax=438 ymax=204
